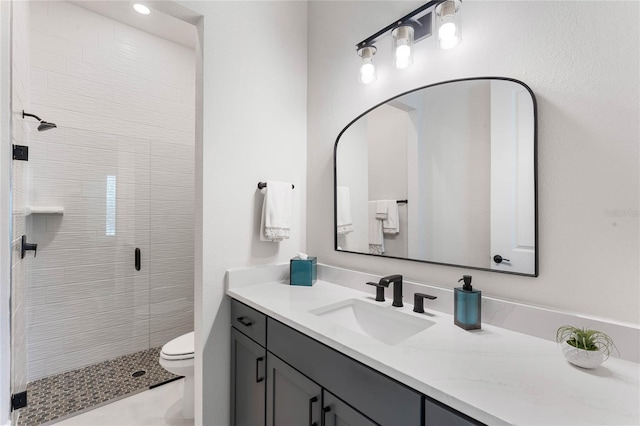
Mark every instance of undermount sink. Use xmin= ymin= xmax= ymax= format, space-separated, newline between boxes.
xmin=310 ymin=299 xmax=435 ymax=345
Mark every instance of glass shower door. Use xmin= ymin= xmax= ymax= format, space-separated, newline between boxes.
xmin=25 ymin=126 xmax=152 ymax=379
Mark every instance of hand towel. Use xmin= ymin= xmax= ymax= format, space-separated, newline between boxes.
xmin=382 ymin=200 xmax=399 ymax=234
xmin=337 ymin=186 xmax=354 ymax=235
xmin=375 ymin=200 xmax=388 ymax=220
xmin=260 ymin=180 xmax=292 ymax=242
xmin=368 ymin=201 xmax=384 ymax=255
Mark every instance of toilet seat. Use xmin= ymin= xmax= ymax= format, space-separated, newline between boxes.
xmin=161 ymin=331 xmax=194 ymax=361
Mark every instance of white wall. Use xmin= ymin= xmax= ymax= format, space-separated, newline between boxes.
xmin=176 ymin=2 xmax=308 ymax=425
xmin=25 ymin=1 xmax=195 ymax=380
xmin=308 ymin=1 xmax=639 ymax=324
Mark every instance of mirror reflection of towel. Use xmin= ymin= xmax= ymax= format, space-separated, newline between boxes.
xmin=368 ymin=201 xmax=384 ymax=254
xmin=375 ymin=200 xmax=388 ymax=220
xmin=382 ymin=201 xmax=399 ymax=234
xmin=337 ymin=186 xmax=354 ymax=235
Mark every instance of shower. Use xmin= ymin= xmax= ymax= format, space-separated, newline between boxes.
xmin=22 ymin=110 xmax=57 ymax=131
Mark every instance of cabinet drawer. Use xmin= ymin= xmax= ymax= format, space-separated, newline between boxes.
xmin=231 ymin=299 xmax=267 ymax=347
xmin=268 ymin=318 xmax=421 ymax=425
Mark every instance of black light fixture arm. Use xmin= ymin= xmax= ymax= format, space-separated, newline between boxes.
xmin=355 ymin=0 xmax=444 ymax=49
xmin=22 ymin=111 xmax=43 ymax=122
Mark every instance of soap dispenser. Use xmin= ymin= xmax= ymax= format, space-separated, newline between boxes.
xmin=454 ymin=275 xmax=481 ymax=330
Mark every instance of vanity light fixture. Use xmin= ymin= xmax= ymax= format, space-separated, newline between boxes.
xmin=358 ymin=46 xmax=377 ymax=84
xmin=133 ymin=3 xmax=151 ymax=15
xmin=356 ymin=0 xmax=462 ymax=82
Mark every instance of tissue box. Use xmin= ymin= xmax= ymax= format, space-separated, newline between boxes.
xmin=290 ymin=256 xmax=317 ymax=286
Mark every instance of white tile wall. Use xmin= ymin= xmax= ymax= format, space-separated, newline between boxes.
xmin=26 ymin=1 xmax=195 ymax=381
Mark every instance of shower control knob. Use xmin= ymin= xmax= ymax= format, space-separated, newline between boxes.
xmin=21 ymin=235 xmax=38 ymax=259
xmin=493 ymin=255 xmax=510 ymax=264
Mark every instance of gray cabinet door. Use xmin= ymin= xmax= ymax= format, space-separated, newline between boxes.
xmin=424 ymin=397 xmax=484 ymax=426
xmin=322 ymin=390 xmax=377 ymax=426
xmin=268 ymin=318 xmax=421 ymax=425
xmin=266 ymin=352 xmax=322 ymax=426
xmin=231 ymin=328 xmax=266 ymax=426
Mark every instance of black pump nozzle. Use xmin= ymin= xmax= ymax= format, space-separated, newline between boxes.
xmin=458 ymin=275 xmax=472 ymax=291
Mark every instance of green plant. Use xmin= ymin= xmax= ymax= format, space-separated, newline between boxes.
xmin=556 ymin=325 xmax=618 ymax=360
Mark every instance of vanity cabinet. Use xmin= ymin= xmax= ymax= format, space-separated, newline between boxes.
xmin=230 ymin=328 xmax=266 ymax=426
xmin=266 ymin=352 xmax=322 ymax=426
xmin=230 ymin=299 xmax=483 ymax=426
xmin=230 ymin=300 xmax=268 ymax=426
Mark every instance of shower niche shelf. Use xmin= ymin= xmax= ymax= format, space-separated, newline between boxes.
xmin=25 ymin=206 xmax=64 ymax=216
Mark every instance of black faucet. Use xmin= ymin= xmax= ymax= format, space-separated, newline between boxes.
xmin=413 ymin=293 xmax=437 ymax=313
xmin=366 ymin=281 xmax=386 ymax=302
xmin=379 ymin=275 xmax=404 ymax=307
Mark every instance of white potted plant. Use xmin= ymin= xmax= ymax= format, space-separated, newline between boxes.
xmin=556 ymin=325 xmax=618 ymax=369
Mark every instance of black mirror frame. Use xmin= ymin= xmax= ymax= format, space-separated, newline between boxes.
xmin=333 ymin=76 xmax=539 ymax=277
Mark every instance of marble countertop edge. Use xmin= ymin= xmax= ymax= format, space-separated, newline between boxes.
xmin=226 ymin=280 xmax=639 ymax=426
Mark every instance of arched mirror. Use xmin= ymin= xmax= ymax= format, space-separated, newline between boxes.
xmin=334 ymin=77 xmax=538 ymax=276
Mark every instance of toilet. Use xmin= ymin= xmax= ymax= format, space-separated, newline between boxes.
xmin=159 ymin=331 xmax=195 ymax=419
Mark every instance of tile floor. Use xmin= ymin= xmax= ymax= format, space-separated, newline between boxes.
xmin=52 ymin=379 xmax=192 ymax=426
xmin=17 ymin=347 xmax=178 ymax=426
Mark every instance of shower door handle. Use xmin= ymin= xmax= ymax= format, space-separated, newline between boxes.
xmin=135 ymin=248 xmax=141 ymax=271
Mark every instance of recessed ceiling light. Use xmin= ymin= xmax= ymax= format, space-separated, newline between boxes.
xmin=133 ymin=3 xmax=151 ymax=15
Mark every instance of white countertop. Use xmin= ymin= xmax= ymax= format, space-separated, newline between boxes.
xmin=227 ymin=280 xmax=640 ymax=426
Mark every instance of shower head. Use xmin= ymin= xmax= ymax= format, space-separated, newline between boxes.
xmin=22 ymin=111 xmax=57 ymax=132
xmin=37 ymin=121 xmax=57 ymax=131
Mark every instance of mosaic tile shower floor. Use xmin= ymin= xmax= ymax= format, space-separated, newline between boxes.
xmin=17 ymin=347 xmax=179 ymax=426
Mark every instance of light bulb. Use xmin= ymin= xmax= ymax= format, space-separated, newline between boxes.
xmin=358 ymin=46 xmax=377 ymax=84
xmin=395 ymin=44 xmax=411 ymax=69
xmin=360 ymin=71 xmax=376 ymax=85
xmin=396 ymin=44 xmax=411 ymax=60
xmin=133 ymin=3 xmax=151 ymax=15
xmin=439 ymin=22 xmax=457 ymax=40
xmin=436 ymin=0 xmax=462 ymax=50
xmin=392 ymin=25 xmax=414 ymax=69
xmin=361 ymin=63 xmax=375 ymax=76
xmin=360 ymin=59 xmax=376 ymax=84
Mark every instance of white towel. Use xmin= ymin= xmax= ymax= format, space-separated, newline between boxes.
xmin=382 ymin=200 xmax=399 ymax=234
xmin=368 ymin=201 xmax=384 ymax=254
xmin=260 ymin=180 xmax=292 ymax=242
xmin=375 ymin=200 xmax=388 ymax=220
xmin=336 ymin=186 xmax=354 ymax=235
